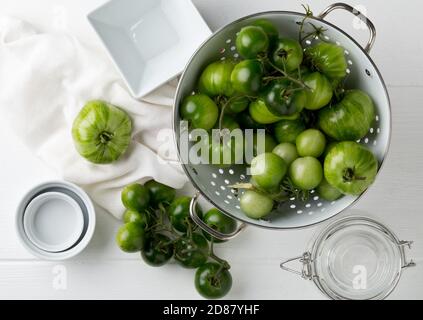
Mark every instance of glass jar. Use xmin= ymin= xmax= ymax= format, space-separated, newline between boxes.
xmin=280 ymin=216 xmax=415 ymax=300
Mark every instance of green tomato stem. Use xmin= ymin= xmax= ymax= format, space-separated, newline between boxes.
xmin=266 ymin=58 xmax=310 ymax=90
xmin=99 ymin=131 xmax=114 ymax=144
xmin=343 ymin=168 xmax=366 ymax=182
xmin=209 ymin=240 xmax=231 ymax=270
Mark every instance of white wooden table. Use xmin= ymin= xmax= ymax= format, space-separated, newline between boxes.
xmin=0 ymin=0 xmax=422 ymax=300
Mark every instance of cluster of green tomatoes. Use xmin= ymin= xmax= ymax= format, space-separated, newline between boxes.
xmin=180 ymin=18 xmax=379 ymax=220
xmin=116 ymin=180 xmax=237 ymax=299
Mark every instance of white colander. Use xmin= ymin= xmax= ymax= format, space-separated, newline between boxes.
xmin=173 ymin=3 xmax=391 ymax=239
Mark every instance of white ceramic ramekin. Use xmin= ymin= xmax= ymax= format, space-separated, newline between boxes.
xmin=16 ymin=181 xmax=96 ymax=260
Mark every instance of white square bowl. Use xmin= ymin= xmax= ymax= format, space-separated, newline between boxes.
xmin=88 ymin=0 xmax=211 ymax=98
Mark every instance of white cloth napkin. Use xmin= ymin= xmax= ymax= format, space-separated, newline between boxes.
xmin=0 ymin=17 xmax=188 ymax=219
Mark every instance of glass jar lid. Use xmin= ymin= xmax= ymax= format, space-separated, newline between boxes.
xmin=281 ymin=216 xmax=415 ymax=300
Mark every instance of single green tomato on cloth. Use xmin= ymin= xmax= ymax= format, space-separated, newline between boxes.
xmin=72 ymin=100 xmax=132 ymax=164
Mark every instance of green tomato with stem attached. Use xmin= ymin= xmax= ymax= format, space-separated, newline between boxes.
xmin=195 ymin=262 xmax=232 ymax=299
xmin=260 ymin=79 xmax=307 ymax=116
xmin=141 ymin=234 xmax=174 ymax=267
xmin=72 ymin=100 xmax=132 ymax=164
xmin=324 ymin=141 xmax=378 ymax=195
xmin=305 ymin=42 xmax=347 ymax=80
xmin=174 ymin=233 xmax=209 ymax=269
xmin=270 ymin=38 xmax=303 ymax=72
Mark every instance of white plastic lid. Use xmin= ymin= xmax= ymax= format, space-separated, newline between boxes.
xmin=23 ymin=191 xmax=84 ymax=252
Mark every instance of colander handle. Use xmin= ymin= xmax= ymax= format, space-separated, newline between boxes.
xmin=189 ymin=192 xmax=247 ymax=241
xmin=318 ymin=2 xmax=376 ymax=53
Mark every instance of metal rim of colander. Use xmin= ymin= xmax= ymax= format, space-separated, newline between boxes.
xmin=173 ymin=8 xmax=392 ymax=230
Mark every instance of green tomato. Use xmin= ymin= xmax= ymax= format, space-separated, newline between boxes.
xmin=305 ymin=42 xmax=347 ymax=80
xmin=244 ymin=132 xmax=277 ymax=162
xmin=236 ymin=111 xmax=266 ymax=130
xmin=141 ymin=234 xmax=174 ymax=267
xmin=121 ymin=183 xmax=150 ymax=212
xmin=273 ymin=118 xmax=306 ymax=143
xmin=181 ymin=94 xmax=219 ymax=130
xmin=240 ymin=190 xmax=274 ymax=219
xmin=72 ymin=100 xmax=132 ymax=164
xmin=174 ymin=233 xmax=209 ymax=269
xmin=198 ymin=60 xmax=235 ymax=96
xmin=123 ymin=210 xmax=149 ymax=228
xmin=251 ymin=19 xmax=279 ymax=42
xmin=145 ymin=180 xmax=176 ymax=206
xmin=116 ymin=222 xmax=145 ymax=253
xmin=249 ymin=99 xmax=289 ymax=124
xmin=318 ymin=90 xmax=375 ymax=141
xmin=270 ymin=38 xmax=303 ymax=72
xmin=261 ymin=79 xmax=307 ymax=116
xmin=168 ymin=196 xmax=202 ymax=233
xmin=231 ymin=59 xmax=263 ymax=95
xmin=303 ymin=72 xmax=333 ymax=110
xmin=202 ymin=208 xmax=237 ymax=243
xmin=289 ymin=157 xmax=323 ymax=190
xmin=317 ymin=178 xmax=343 ymax=201
xmin=195 ymin=262 xmax=232 ymax=299
xmin=214 ymin=114 xmax=240 ymax=132
xmin=236 ymin=26 xmax=269 ymax=59
xmin=251 ymin=153 xmax=287 ymax=190
xmin=296 ymin=129 xmax=326 ymax=157
xmin=324 ymin=141 xmax=378 ymax=195
xmin=321 ymin=141 xmax=338 ymax=159
xmin=226 ymin=96 xmax=250 ymax=114
xmin=272 ymin=142 xmax=298 ymax=166
xmin=207 ymin=134 xmax=244 ymax=166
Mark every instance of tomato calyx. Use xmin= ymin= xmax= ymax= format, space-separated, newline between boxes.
xmin=99 ymin=131 xmax=114 ymax=144
xmin=343 ymin=167 xmax=366 ymax=182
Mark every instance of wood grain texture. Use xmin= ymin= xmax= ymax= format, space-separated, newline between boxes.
xmin=0 ymin=0 xmax=422 ymax=299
